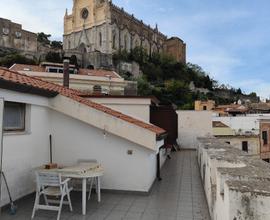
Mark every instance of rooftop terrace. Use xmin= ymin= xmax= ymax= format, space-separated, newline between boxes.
xmin=0 ymin=151 xmax=210 ymax=220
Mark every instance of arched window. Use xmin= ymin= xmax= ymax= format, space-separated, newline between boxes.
xmin=99 ymin=32 xmax=102 ymax=47
xmin=124 ymin=35 xmax=128 ymax=50
xmin=112 ymin=33 xmax=116 ymax=49
xmin=135 ymin=39 xmax=139 ymax=48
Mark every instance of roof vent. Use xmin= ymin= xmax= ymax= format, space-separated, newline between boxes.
xmin=93 ymin=85 xmax=102 ymax=95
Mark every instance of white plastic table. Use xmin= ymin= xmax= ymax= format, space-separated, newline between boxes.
xmin=37 ymin=165 xmax=104 ymax=215
xmin=61 ymin=167 xmax=104 ymax=215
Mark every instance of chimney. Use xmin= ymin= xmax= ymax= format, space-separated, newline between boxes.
xmin=63 ymin=59 xmax=70 ymax=88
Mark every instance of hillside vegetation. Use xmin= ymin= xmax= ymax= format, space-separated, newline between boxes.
xmin=0 ymin=41 xmax=259 ymax=109
xmin=113 ymin=47 xmax=259 ymax=109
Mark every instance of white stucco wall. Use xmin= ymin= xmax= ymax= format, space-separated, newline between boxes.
xmin=0 ymin=89 xmax=165 ymax=206
xmin=177 ymin=111 xmax=212 ymax=149
xmin=213 ymin=116 xmax=261 ymax=134
xmin=198 ymin=138 xmax=270 ymax=220
xmin=88 ymin=97 xmax=151 ymax=122
xmin=0 ymin=105 xmax=51 ymax=206
xmin=50 ymin=110 xmax=160 ymax=192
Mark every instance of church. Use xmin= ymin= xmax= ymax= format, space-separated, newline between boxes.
xmin=63 ymin=0 xmax=186 ymax=69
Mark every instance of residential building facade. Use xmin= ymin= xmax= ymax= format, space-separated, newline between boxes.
xmin=215 ymin=135 xmax=260 ymax=157
xmin=259 ymin=119 xmax=270 ymax=162
xmin=10 ymin=63 xmax=137 ymax=95
xmin=195 ymin=100 xmax=215 ymax=111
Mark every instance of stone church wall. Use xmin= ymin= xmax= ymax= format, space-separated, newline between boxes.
xmin=63 ymin=0 xmax=186 ymax=68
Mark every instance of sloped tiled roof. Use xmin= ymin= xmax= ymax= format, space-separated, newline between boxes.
xmin=250 ymin=102 xmax=270 ymax=111
xmin=212 ymin=121 xmax=229 ymax=128
xmin=0 ymin=67 xmax=165 ymax=136
xmin=78 ymin=68 xmax=120 ymax=78
xmin=10 ymin=64 xmax=44 ymax=72
xmin=215 ymin=104 xmax=248 ymax=113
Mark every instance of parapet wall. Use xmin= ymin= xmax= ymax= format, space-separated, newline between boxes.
xmin=197 ymin=138 xmax=270 ymax=220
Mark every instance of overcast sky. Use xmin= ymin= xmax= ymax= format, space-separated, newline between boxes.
xmin=1 ymin=0 xmax=270 ymax=98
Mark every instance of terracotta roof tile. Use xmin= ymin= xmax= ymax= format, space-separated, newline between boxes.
xmin=0 ymin=67 xmax=165 ymax=136
xmin=78 ymin=68 xmax=120 ymax=78
xmin=10 ymin=64 xmax=45 ymax=72
xmin=10 ymin=64 xmax=121 ymax=78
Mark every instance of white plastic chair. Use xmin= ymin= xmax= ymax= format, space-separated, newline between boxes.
xmin=31 ymin=171 xmax=73 ymax=220
xmin=77 ymin=159 xmax=98 ymax=200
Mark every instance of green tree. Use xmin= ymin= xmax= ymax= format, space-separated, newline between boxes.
xmin=249 ymin=92 xmax=257 ymax=98
xmin=112 ymin=46 xmax=258 ymax=108
xmin=236 ymin=88 xmax=242 ymax=95
xmin=37 ymin=32 xmax=51 ymax=45
xmin=129 ymin=47 xmax=148 ymax=65
xmin=0 ymin=53 xmax=36 ymax=67
xmin=51 ymin=41 xmax=63 ymax=49
xmin=45 ymin=52 xmax=62 ymax=63
xmin=137 ymin=76 xmax=152 ymax=96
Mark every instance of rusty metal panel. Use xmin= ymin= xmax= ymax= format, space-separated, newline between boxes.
xmin=150 ymin=105 xmax=178 ymax=147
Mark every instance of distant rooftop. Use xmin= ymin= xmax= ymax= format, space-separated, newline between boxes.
xmin=10 ymin=63 xmax=121 ymax=79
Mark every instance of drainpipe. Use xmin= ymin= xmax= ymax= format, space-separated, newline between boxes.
xmin=63 ymin=59 xmax=70 ymax=88
xmin=157 ymin=147 xmax=162 ymax=181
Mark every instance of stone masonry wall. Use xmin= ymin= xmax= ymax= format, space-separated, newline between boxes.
xmin=197 ymin=137 xmax=270 ymax=220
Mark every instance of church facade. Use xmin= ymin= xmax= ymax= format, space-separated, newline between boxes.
xmin=63 ymin=0 xmax=186 ymax=69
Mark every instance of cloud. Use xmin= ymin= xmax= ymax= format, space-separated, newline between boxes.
xmin=234 ymin=79 xmax=270 ymax=99
xmin=0 ymin=0 xmax=70 ymax=39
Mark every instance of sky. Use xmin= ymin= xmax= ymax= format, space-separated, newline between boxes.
xmin=1 ymin=0 xmax=270 ymax=98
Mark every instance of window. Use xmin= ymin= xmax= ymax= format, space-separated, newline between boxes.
xmin=124 ymin=35 xmax=128 ymax=50
xmin=135 ymin=39 xmax=139 ymax=47
xmin=4 ymin=102 xmax=25 ymax=132
xmin=81 ymin=8 xmax=89 ymax=19
xmin=2 ymin=27 xmax=9 ymax=35
xmin=99 ymin=32 xmax=102 ymax=47
xmin=262 ymin=131 xmax=268 ymax=145
xmin=242 ymin=141 xmax=248 ymax=152
xmin=48 ymin=68 xmax=58 ymax=73
xmin=15 ymin=31 xmax=22 ymax=39
xmin=112 ymin=33 xmax=116 ymax=49
xmin=203 ymin=106 xmax=207 ymax=111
